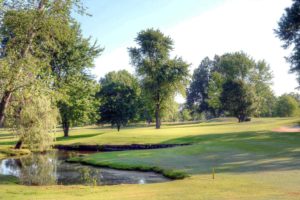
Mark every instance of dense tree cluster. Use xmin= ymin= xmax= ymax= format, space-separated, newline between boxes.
xmin=187 ymin=52 xmax=274 ymax=122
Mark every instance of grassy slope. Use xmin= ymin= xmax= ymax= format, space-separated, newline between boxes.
xmin=1 ymin=173 xmax=300 ymax=200
xmin=70 ymin=118 xmax=300 ymax=176
xmin=0 ymin=118 xmax=300 ymax=200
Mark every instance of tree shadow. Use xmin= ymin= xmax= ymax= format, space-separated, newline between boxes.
xmin=160 ymin=130 xmax=300 ymax=174
xmin=0 ymin=134 xmax=15 ymax=141
xmin=0 ymin=175 xmax=18 ymax=185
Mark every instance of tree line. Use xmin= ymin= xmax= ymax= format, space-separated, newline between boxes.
xmin=0 ymin=0 xmax=300 ymax=151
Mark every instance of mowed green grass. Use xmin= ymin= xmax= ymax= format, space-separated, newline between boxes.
xmin=0 ymin=118 xmax=300 ymax=200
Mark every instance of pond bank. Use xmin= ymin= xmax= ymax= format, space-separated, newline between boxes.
xmin=54 ymin=143 xmax=190 ymax=152
xmin=68 ymin=151 xmax=189 ymax=180
xmin=0 ymin=148 xmax=30 ymax=159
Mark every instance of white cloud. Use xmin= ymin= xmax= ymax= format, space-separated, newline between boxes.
xmin=93 ymin=0 xmax=298 ymax=96
xmin=92 ymin=45 xmax=133 ymax=78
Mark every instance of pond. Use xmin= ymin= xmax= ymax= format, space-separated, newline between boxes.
xmin=0 ymin=150 xmax=170 ymax=186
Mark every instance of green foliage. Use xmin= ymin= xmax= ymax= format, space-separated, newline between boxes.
xmin=221 ymin=80 xmax=255 ymax=122
xmin=0 ymin=0 xmax=99 ymax=148
xmin=186 ymin=57 xmax=214 ymax=115
xmin=179 ymin=108 xmax=192 ymax=122
xmin=98 ymin=70 xmax=141 ymax=131
xmin=162 ymin=100 xmax=179 ymax=122
xmin=207 ymin=71 xmax=225 ymax=115
xmin=58 ymin=76 xmax=100 ymax=137
xmin=129 ymin=29 xmax=190 ymax=128
xmin=51 ymin=24 xmax=102 ymax=137
xmin=187 ymin=52 xmax=274 ymax=119
xmin=276 ymin=0 xmax=300 ymax=84
xmin=216 ymin=52 xmax=255 ymax=80
xmin=275 ymin=94 xmax=299 ymax=117
xmin=7 ymin=91 xmax=59 ymax=151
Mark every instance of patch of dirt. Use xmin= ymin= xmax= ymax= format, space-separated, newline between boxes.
xmin=273 ymin=126 xmax=300 ymax=133
xmin=287 ymin=191 xmax=300 ymax=197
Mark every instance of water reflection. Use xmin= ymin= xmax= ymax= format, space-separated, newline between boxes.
xmin=0 ymin=151 xmax=169 ymax=186
xmin=20 ymin=153 xmax=56 ymax=185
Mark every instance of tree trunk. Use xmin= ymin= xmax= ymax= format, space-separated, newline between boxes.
xmin=63 ymin=121 xmax=70 ymax=137
xmin=155 ymin=104 xmax=161 ymax=129
xmin=0 ymin=91 xmax=12 ymax=128
xmin=117 ymin=123 xmax=121 ymax=132
xmin=15 ymin=140 xmax=23 ymax=149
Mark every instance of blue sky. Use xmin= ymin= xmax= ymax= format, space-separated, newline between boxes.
xmin=74 ymin=0 xmax=298 ymax=98
xmin=76 ymin=0 xmax=223 ymax=52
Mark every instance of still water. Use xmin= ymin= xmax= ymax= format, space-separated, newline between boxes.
xmin=0 ymin=150 xmax=169 ymax=186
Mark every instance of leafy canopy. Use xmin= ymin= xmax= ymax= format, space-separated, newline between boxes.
xmin=129 ymin=29 xmax=189 ymax=129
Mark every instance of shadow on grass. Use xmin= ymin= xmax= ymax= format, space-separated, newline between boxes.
xmin=56 ymin=133 xmax=104 ymax=142
xmin=0 ymin=134 xmax=13 ymax=138
xmin=159 ymin=130 xmax=300 ymax=174
xmin=0 ymin=141 xmax=16 ymax=146
xmin=0 ymin=175 xmax=18 ymax=185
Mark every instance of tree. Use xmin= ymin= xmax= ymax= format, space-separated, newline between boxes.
xmin=5 ymin=88 xmax=58 ymax=150
xmin=179 ymin=108 xmax=192 ymax=122
xmin=0 ymin=0 xmax=76 ymax=127
xmin=275 ymin=94 xmax=299 ymax=117
xmin=98 ymin=70 xmax=141 ymax=131
xmin=58 ymin=76 xmax=99 ymax=137
xmin=276 ymin=0 xmax=300 ymax=84
xmin=49 ymin=24 xmax=102 ymax=137
xmin=186 ymin=57 xmax=216 ymax=117
xmin=0 ymin=0 xmax=94 ymax=149
xmin=250 ymin=60 xmax=274 ymax=117
xmin=129 ymin=29 xmax=189 ymax=129
xmin=161 ymin=100 xmax=179 ymax=122
xmin=220 ymin=80 xmax=255 ymax=122
xmin=188 ymin=52 xmax=274 ymax=119
xmin=216 ymin=52 xmax=255 ymax=81
xmin=207 ymin=71 xmax=225 ymax=116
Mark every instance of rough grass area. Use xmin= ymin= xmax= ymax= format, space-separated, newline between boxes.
xmin=0 ymin=118 xmax=300 ymax=200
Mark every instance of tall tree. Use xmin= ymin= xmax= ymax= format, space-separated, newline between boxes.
xmin=276 ymin=0 xmax=300 ymax=84
xmin=98 ymin=70 xmax=141 ymax=131
xmin=129 ymin=29 xmax=189 ymax=129
xmin=250 ymin=60 xmax=274 ymax=117
xmin=221 ymin=80 xmax=255 ymax=122
xmin=49 ymin=24 xmax=102 ymax=137
xmin=186 ymin=57 xmax=215 ymax=116
xmin=0 ymin=0 xmax=82 ymax=127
